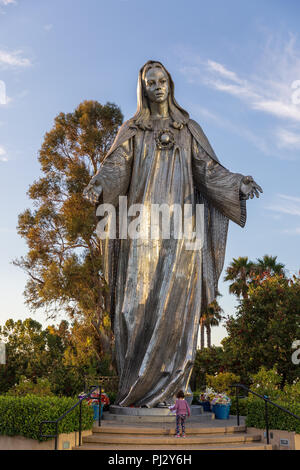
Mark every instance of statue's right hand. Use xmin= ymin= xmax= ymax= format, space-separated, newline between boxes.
xmin=83 ymin=178 xmax=103 ymax=204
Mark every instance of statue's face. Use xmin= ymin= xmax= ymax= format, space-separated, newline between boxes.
xmin=144 ymin=67 xmax=169 ymax=104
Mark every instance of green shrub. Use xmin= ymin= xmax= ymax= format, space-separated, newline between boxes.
xmin=246 ymin=399 xmax=300 ymax=433
xmin=249 ymin=366 xmax=282 ymax=400
xmin=0 ymin=395 xmax=94 ymax=441
xmin=282 ymin=380 xmax=300 ymax=404
xmin=230 ymin=397 xmax=249 ymax=416
xmin=7 ymin=376 xmax=54 ymax=397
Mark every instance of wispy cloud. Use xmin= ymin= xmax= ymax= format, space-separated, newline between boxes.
xmin=266 ymin=194 xmax=300 ymax=217
xmin=44 ymin=24 xmax=53 ymax=32
xmin=276 ymin=129 xmax=300 ymax=150
xmin=253 ymin=100 xmax=300 ymax=121
xmin=0 ymin=49 xmax=31 ymax=68
xmin=0 ymin=0 xmax=17 ymax=4
xmin=0 ymin=145 xmax=8 ymax=162
xmin=283 ymin=227 xmax=300 ymax=235
xmin=190 ymin=104 xmax=274 ymax=155
xmin=190 ymin=104 xmax=273 ymax=156
xmin=0 ymin=80 xmax=6 ymax=104
xmin=0 ymin=0 xmax=16 ymax=13
xmin=178 ymin=34 xmax=300 ymax=155
xmin=180 ymin=35 xmax=300 ymax=123
xmin=206 ymin=60 xmax=244 ymax=85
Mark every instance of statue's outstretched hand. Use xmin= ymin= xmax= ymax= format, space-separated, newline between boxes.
xmin=240 ymin=176 xmax=263 ymax=200
xmin=83 ymin=177 xmax=103 ymax=204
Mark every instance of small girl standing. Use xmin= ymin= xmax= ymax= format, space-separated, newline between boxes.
xmin=169 ymin=390 xmax=191 ymax=437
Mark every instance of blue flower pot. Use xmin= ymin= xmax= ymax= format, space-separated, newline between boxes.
xmin=213 ymin=404 xmax=231 ymax=419
xmin=199 ymin=401 xmax=211 ymax=412
xmin=92 ymin=403 xmax=103 ymax=420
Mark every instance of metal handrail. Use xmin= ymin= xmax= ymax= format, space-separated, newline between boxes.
xmin=230 ymin=383 xmax=300 ymax=445
xmin=39 ymin=385 xmax=103 ymax=450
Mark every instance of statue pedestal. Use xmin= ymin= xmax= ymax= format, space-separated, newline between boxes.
xmin=110 ymin=405 xmax=177 ymax=416
xmin=105 ymin=405 xmax=211 ymax=424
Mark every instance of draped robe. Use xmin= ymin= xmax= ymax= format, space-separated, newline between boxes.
xmin=93 ymin=117 xmax=246 ymax=407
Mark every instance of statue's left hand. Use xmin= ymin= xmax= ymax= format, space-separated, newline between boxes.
xmin=240 ymin=176 xmax=263 ymax=200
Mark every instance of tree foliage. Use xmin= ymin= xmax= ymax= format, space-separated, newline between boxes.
xmin=7 ymin=376 xmax=54 ymax=397
xmin=0 ymin=317 xmax=114 ymax=395
xmin=224 ymin=255 xmax=286 ymax=299
xmin=0 ymin=318 xmax=64 ymax=392
xmin=13 ymin=101 xmax=123 ymax=361
xmin=192 ymin=346 xmax=226 ymax=390
xmin=200 ymin=299 xmax=223 ymax=349
xmin=222 ymin=273 xmax=300 ymax=386
xmin=206 ymin=371 xmax=240 ymax=397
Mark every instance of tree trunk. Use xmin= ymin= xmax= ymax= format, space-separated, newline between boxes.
xmin=200 ymin=322 xmax=205 ymax=350
xmin=206 ymin=325 xmax=211 ymax=348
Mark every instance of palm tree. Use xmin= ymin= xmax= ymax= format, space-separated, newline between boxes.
xmin=255 ymin=255 xmax=285 ymax=277
xmin=224 ymin=256 xmax=255 ymax=298
xmin=199 ymin=299 xmax=223 ymax=349
xmin=199 ymin=316 xmax=205 ymax=350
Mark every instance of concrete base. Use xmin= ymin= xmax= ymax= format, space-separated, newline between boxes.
xmin=103 ymin=405 xmax=212 ymax=424
xmin=109 ymin=404 xmax=203 ymax=416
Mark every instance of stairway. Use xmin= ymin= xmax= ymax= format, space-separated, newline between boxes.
xmin=73 ymin=421 xmax=272 ymax=450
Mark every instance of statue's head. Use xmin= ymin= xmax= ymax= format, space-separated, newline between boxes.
xmin=142 ymin=62 xmax=169 ymax=105
xmin=133 ymin=60 xmax=189 ymax=130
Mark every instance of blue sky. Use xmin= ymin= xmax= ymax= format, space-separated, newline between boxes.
xmin=0 ymin=0 xmax=300 ymax=346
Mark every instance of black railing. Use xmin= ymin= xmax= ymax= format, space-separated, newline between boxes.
xmin=230 ymin=383 xmax=300 ymax=445
xmin=39 ymin=385 xmax=103 ymax=450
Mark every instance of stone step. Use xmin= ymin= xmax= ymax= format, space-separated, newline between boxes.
xmin=81 ymin=432 xmax=262 ymax=446
xmin=92 ymin=424 xmax=246 ymax=435
xmin=73 ymin=442 xmax=272 ymax=450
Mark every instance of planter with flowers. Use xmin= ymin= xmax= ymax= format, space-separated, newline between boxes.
xmin=79 ymin=388 xmax=110 ymax=421
xmin=198 ymin=387 xmax=216 ymax=412
xmin=211 ymin=393 xmax=231 ymax=419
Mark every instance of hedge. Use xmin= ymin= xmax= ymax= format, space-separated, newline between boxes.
xmin=0 ymin=395 xmax=94 ymax=441
xmin=230 ymin=397 xmax=249 ymax=417
xmin=246 ymin=399 xmax=300 ymax=434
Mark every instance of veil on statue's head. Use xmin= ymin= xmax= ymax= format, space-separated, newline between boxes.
xmin=132 ymin=60 xmax=189 ymax=130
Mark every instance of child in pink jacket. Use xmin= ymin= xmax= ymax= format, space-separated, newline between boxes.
xmin=169 ymin=390 xmax=191 ymax=437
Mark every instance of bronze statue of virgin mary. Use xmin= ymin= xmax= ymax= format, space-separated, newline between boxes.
xmin=84 ymin=60 xmax=262 ymax=407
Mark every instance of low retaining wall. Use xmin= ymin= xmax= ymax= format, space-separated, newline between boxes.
xmin=0 ymin=430 xmax=92 ymax=450
xmin=247 ymin=427 xmax=300 ymax=450
xmin=1 ymin=427 xmax=299 ymax=450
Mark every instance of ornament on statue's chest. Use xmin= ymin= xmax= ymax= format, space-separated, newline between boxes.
xmin=155 ymin=129 xmax=175 ymax=150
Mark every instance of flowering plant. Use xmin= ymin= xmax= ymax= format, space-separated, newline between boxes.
xmin=79 ymin=388 xmax=110 ymax=406
xmin=210 ymin=393 xmax=231 ymax=406
xmin=199 ymin=387 xmax=217 ymax=402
